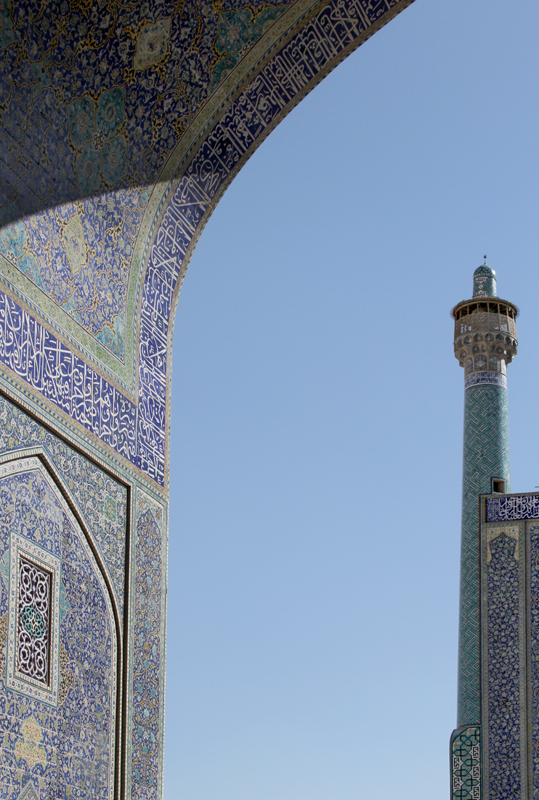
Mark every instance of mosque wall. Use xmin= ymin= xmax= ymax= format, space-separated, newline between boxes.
xmin=0 ymin=393 xmax=167 ymax=800
xmin=0 ymin=0 xmax=415 ymax=796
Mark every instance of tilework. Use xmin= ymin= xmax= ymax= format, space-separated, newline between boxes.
xmin=130 ymin=490 xmax=166 ymax=800
xmin=7 ymin=533 xmax=61 ymax=705
xmin=0 ymin=283 xmax=165 ymax=483
xmin=528 ymin=523 xmax=539 ymax=796
xmin=0 ymin=0 xmax=320 ymax=370
xmin=131 ymin=0 xmax=413 ymax=486
xmin=472 ymin=264 xmax=497 ymax=299
xmin=0 ymin=2 xmax=414 ymax=796
xmin=0 ymin=395 xmax=127 ymax=621
xmin=0 ymin=191 xmax=148 ymax=363
xmin=464 ymin=371 xmax=507 ymax=390
xmin=480 ymin=523 xmax=527 ymax=800
xmin=450 ymin=726 xmax=480 ymax=800
xmin=458 ymin=384 xmax=510 ymax=727
xmin=486 ymin=492 xmax=539 ymax=522
xmin=0 ymin=457 xmax=117 ymax=800
xmin=0 ymin=0 xmax=295 ymax=219
xmin=18 ymin=782 xmax=39 ymax=800
xmin=16 ymin=557 xmax=53 ymax=688
xmin=0 ymin=0 xmax=412 ymax=490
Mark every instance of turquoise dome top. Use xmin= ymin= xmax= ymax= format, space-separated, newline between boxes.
xmin=473 ymin=263 xmax=497 ymax=298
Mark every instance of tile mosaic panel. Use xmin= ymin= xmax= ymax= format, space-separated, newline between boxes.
xmin=459 ymin=384 xmax=510 ymax=727
xmin=0 ymin=395 xmax=127 ymax=620
xmin=529 ymin=523 xmax=539 ymax=797
xmin=464 ymin=372 xmax=507 ymax=390
xmin=0 ymin=0 xmax=411 ymax=380
xmin=130 ymin=489 xmax=166 ymax=800
xmin=0 ymin=191 xmax=148 ymax=364
xmin=0 ymin=457 xmax=117 ymax=800
xmin=450 ymin=726 xmax=480 ymax=800
xmin=480 ymin=523 xmax=527 ymax=800
xmin=486 ymin=492 xmax=539 ymax=522
xmin=0 ymin=0 xmax=297 ymax=218
xmin=0 ymin=0 xmax=412 ymax=491
xmin=16 ymin=557 xmax=52 ymax=685
xmin=0 ymin=282 xmax=168 ymax=483
xmin=7 ymin=533 xmax=61 ymax=705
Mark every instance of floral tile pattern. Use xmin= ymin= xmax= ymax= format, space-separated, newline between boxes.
xmin=0 ymin=0 xmax=410 ymax=488
xmin=0 ymin=1 xmax=414 ymax=797
xmin=130 ymin=490 xmax=166 ymax=799
xmin=0 ymin=396 xmax=127 ymax=620
xmin=0 ymin=458 xmax=117 ymax=800
xmin=481 ymin=528 xmax=524 ymax=799
xmin=0 ymin=0 xmax=408 ymax=373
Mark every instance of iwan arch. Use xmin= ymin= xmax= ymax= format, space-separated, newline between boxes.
xmin=0 ymin=0 xmax=470 ymax=798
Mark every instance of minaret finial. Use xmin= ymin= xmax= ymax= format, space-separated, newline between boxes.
xmin=473 ymin=261 xmax=497 ymax=297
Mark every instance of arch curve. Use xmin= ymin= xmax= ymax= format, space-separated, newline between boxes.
xmin=0 ymin=1 xmax=414 ymax=796
xmin=0 ymin=453 xmax=120 ymax=799
xmin=0 ymin=0 xmax=413 ymax=489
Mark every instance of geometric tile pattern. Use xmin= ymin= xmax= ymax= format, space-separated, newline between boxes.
xmin=458 ymin=383 xmax=510 ymax=726
xmin=480 ymin=524 xmax=525 ymax=800
xmin=450 ymin=726 xmax=480 ymax=800
xmin=7 ymin=532 xmax=61 ymax=705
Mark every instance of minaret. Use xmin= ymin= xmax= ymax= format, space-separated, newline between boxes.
xmin=452 ymin=263 xmax=518 ymax=728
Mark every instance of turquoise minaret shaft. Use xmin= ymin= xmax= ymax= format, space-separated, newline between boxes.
xmin=452 ymin=265 xmax=518 ymax=726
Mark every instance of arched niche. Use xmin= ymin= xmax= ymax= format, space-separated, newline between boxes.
xmin=0 ymin=454 xmax=120 ymax=800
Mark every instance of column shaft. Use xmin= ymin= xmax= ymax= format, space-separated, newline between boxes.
xmin=457 ymin=382 xmax=510 ymax=726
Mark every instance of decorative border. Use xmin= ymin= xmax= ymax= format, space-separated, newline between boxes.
xmin=127 ymin=488 xmax=167 ymax=800
xmin=465 ymin=371 xmax=507 ymax=390
xmin=0 ymin=291 xmax=163 ymax=482
xmin=480 ymin=520 xmax=527 ymax=800
xmin=6 ymin=532 xmax=61 ymax=706
xmin=450 ymin=726 xmax=480 ymax=800
xmin=528 ymin=523 xmax=539 ymax=796
xmin=486 ymin=492 xmax=539 ymax=522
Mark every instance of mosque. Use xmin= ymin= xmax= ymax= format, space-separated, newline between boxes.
xmin=451 ymin=264 xmax=539 ymax=800
xmin=0 ymin=0 xmax=534 ymax=797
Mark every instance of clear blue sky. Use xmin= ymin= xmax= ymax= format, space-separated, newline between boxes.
xmin=165 ymin=1 xmax=539 ymax=797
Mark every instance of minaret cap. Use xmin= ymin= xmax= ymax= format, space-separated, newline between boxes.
xmin=473 ymin=263 xmax=497 ymax=298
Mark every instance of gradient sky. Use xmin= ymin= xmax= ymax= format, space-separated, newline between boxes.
xmin=164 ymin=1 xmax=539 ymax=797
